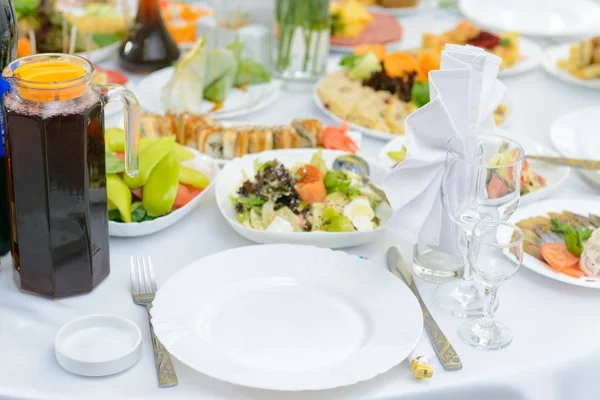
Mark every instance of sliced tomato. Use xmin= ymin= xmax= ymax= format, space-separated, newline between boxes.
xmin=186 ymin=184 xmax=204 ymax=199
xmin=487 ymin=175 xmax=509 ymax=199
xmin=105 ymin=70 xmax=129 ymax=85
xmin=114 ymin=151 xmax=125 ymax=162
xmin=562 ymin=266 xmax=585 ymax=278
xmin=540 ymin=243 xmax=580 ymax=272
xmin=172 ymin=183 xmax=192 ymax=209
xmin=296 ymin=164 xmax=324 ymax=184
xmin=295 ymin=181 xmax=326 ymax=204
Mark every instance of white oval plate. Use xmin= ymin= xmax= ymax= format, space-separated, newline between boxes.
xmin=507 ymin=199 xmax=600 ymax=289
xmin=216 ymin=149 xmax=389 ymax=248
xmin=498 ymin=37 xmax=543 ymax=77
xmin=542 ymin=43 xmax=600 ymax=90
xmin=459 ymin=0 xmax=600 ymax=38
xmin=150 ymin=244 xmax=423 ymax=390
xmin=378 ymin=130 xmax=570 ymax=205
xmin=210 ymin=122 xmax=363 ymax=166
xmin=134 ymin=67 xmax=282 ymax=118
xmin=109 ymin=148 xmax=219 ymax=237
xmin=313 ymin=76 xmax=514 ymax=141
xmin=76 ymin=42 xmax=120 ymax=64
xmin=551 ymin=106 xmax=600 ymax=189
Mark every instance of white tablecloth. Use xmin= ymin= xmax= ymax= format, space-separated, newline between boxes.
xmin=1 ymin=9 xmax=600 ymax=400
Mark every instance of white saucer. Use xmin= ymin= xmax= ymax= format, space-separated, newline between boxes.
xmin=55 ymin=315 xmax=142 ymax=377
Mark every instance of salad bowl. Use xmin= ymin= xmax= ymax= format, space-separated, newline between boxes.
xmin=109 ymin=148 xmax=219 ymax=237
xmin=216 ymin=149 xmax=391 ymax=248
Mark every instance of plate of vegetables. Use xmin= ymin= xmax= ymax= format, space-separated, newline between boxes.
xmin=509 ymin=199 xmax=600 ymax=289
xmin=105 ymin=128 xmax=219 ymax=237
xmin=379 ymin=130 xmax=569 ymax=206
xmin=216 ymin=149 xmax=391 ymax=248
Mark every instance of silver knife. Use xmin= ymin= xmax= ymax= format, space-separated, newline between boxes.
xmin=386 ymin=247 xmax=463 ymax=371
xmin=526 ymin=155 xmax=600 ymax=170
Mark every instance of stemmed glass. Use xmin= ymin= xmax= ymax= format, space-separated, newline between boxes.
xmin=460 ymin=221 xmax=524 ymax=350
xmin=434 ymin=134 xmax=524 ymax=318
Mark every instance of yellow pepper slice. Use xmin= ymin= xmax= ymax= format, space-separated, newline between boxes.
xmin=143 ymin=152 xmax=180 ymax=217
xmin=106 ymin=174 xmax=132 ymax=222
xmin=123 ymin=136 xmax=175 ymax=189
xmin=178 ymin=165 xmax=210 ymax=189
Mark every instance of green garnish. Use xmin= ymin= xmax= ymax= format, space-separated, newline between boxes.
xmin=551 ymin=218 xmax=593 ymax=257
xmin=411 ymin=82 xmax=430 ymax=108
xmin=499 ymin=38 xmax=512 ymax=47
xmin=324 ymin=171 xmax=359 ymax=196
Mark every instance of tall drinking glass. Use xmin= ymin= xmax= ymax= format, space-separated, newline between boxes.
xmin=435 ymin=134 xmax=524 ymax=317
xmin=460 ymin=221 xmax=524 ymax=350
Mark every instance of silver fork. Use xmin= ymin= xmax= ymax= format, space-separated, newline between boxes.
xmin=131 ymin=255 xmax=178 ymax=388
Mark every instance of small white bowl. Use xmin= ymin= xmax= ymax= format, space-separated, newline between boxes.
xmin=55 ymin=315 xmax=142 ymax=377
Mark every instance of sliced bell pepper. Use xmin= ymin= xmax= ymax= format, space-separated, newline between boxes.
xmin=123 ymin=136 xmax=175 ymax=189
xmin=106 ymin=174 xmax=132 ymax=222
xmin=105 ymin=127 xmax=125 ymax=152
xmin=143 ymin=152 xmax=180 ymax=217
xmin=178 ymin=164 xmax=210 ymax=189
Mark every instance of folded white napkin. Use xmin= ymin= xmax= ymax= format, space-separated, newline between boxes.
xmin=383 ymin=45 xmax=505 ymax=252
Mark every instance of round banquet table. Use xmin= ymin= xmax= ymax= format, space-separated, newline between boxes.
xmin=1 ymin=8 xmax=600 ymax=400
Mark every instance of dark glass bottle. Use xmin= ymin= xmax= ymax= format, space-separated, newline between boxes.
xmin=118 ymin=0 xmax=180 ymax=73
xmin=0 ymin=0 xmax=17 ymax=256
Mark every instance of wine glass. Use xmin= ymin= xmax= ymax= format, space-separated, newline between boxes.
xmin=434 ymin=134 xmax=524 ymax=318
xmin=460 ymin=221 xmax=524 ymax=350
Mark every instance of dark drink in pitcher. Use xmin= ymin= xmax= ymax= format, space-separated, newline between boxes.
xmin=0 ymin=0 xmax=17 ymax=256
xmin=2 ymin=54 xmax=140 ymax=298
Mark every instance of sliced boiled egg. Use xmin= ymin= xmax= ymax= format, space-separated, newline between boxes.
xmin=343 ymin=198 xmax=375 ymax=231
xmin=266 ymin=216 xmax=294 ymax=233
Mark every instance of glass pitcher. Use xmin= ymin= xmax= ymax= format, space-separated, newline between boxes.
xmin=2 ymin=54 xmax=139 ymax=298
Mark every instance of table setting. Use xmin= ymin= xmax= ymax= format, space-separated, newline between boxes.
xmin=1 ymin=0 xmax=600 ymax=399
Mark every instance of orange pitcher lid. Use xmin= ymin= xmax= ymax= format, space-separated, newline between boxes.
xmin=12 ymin=60 xmax=89 ymax=102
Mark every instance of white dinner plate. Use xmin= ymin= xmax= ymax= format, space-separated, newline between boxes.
xmin=109 ymin=148 xmax=219 ymax=237
xmin=134 ymin=67 xmax=282 ymax=119
xmin=150 ymin=244 xmax=423 ymax=390
xmin=542 ymin=43 xmax=600 ymax=90
xmin=313 ymin=76 xmax=514 ymax=141
xmin=209 ymin=122 xmax=363 ymax=166
xmin=330 ymin=40 xmax=403 ymax=54
xmin=216 ymin=149 xmax=390 ymax=248
xmin=459 ymin=0 xmax=600 ymax=38
xmin=551 ymin=106 xmax=600 ymax=189
xmin=498 ymin=38 xmax=543 ymax=77
xmin=507 ymin=199 xmax=600 ymax=289
xmin=378 ymin=130 xmax=570 ymax=205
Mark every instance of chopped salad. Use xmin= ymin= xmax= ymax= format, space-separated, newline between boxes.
xmin=231 ymin=152 xmax=390 ymax=233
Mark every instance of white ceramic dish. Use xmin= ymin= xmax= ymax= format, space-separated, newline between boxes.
xmin=507 ymin=199 xmax=600 ymax=289
xmin=55 ymin=315 xmax=142 ymax=377
xmin=542 ymin=43 xmax=600 ymax=90
xmin=313 ymin=77 xmax=514 ymax=141
xmin=134 ymin=67 xmax=282 ymax=118
xmin=498 ymin=38 xmax=543 ymax=77
xmin=378 ymin=130 xmax=570 ymax=205
xmin=109 ymin=148 xmax=219 ymax=237
xmin=216 ymin=149 xmax=389 ymax=248
xmin=551 ymin=106 xmax=600 ymax=189
xmin=150 ymin=244 xmax=423 ymax=390
xmin=459 ymin=0 xmax=600 ymax=38
xmin=210 ymin=122 xmax=363 ymax=166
